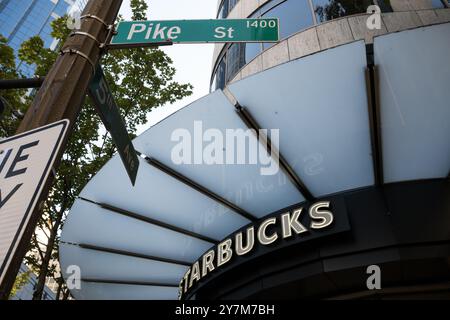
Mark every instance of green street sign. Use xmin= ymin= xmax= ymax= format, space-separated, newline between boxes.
xmin=89 ymin=65 xmax=140 ymax=186
xmin=111 ymin=19 xmax=279 ymax=45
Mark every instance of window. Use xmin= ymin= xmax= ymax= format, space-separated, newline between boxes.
xmin=262 ymin=0 xmax=315 ymax=49
xmin=226 ymin=43 xmax=246 ymax=82
xmin=217 ymin=0 xmax=240 ymax=19
xmin=218 ymin=0 xmax=229 ymax=19
xmin=245 ymin=43 xmax=261 ymax=64
xmin=229 ymin=0 xmax=239 ymax=13
xmin=211 ymin=0 xmax=427 ymax=92
xmin=256 ymin=0 xmax=285 ymax=17
xmin=375 ymin=0 xmax=393 ymax=13
xmin=210 ymin=76 xmax=217 ymax=92
xmin=431 ymin=0 xmax=446 ymax=8
xmin=212 ymin=56 xmax=226 ymax=92
xmin=212 ymin=0 xmax=317 ymax=90
xmin=312 ymin=0 xmax=374 ymax=23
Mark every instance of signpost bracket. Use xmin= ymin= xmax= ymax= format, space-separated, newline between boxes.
xmin=69 ymin=31 xmax=101 ymax=45
xmin=80 ymin=14 xmax=110 ymax=28
xmin=60 ymin=49 xmax=96 ymax=74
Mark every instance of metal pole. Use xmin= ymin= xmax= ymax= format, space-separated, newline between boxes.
xmin=0 ymin=78 xmax=45 ymax=90
xmin=0 ymin=0 xmax=123 ymax=299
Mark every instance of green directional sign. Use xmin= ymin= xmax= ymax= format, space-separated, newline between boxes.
xmin=111 ymin=19 xmax=279 ymax=45
xmin=89 ymin=65 xmax=140 ymax=186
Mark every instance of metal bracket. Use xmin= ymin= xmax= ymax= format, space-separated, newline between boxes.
xmin=100 ymin=24 xmax=117 ymax=50
xmin=60 ymin=49 xmax=96 ymax=74
xmin=69 ymin=31 xmax=101 ymax=45
xmin=80 ymin=14 xmax=109 ymax=28
xmin=78 ymin=14 xmax=115 ymax=52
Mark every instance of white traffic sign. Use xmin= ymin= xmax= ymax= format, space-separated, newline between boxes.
xmin=0 ymin=120 xmax=69 ymax=285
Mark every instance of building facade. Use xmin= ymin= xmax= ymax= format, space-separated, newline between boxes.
xmin=0 ymin=0 xmax=87 ymax=77
xmin=211 ymin=0 xmax=450 ymax=91
xmin=58 ymin=0 xmax=450 ymax=300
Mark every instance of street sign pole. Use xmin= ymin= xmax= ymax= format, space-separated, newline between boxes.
xmin=0 ymin=0 xmax=123 ymax=300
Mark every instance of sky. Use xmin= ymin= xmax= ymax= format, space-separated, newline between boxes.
xmin=119 ymin=0 xmax=218 ymax=134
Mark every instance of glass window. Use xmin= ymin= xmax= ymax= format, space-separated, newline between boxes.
xmin=312 ymin=0 xmax=374 ymax=23
xmin=218 ymin=0 xmax=229 ymax=19
xmin=217 ymin=0 xmax=240 ymax=18
xmin=226 ymin=43 xmax=245 ymax=82
xmin=257 ymin=0 xmax=285 ymax=17
xmin=54 ymin=0 xmax=71 ymax=16
xmin=262 ymin=0 xmax=315 ymax=49
xmin=245 ymin=43 xmax=261 ymax=64
xmin=375 ymin=0 xmax=393 ymax=12
xmin=210 ymin=74 xmax=217 ymax=92
xmin=431 ymin=0 xmax=446 ymax=8
xmin=229 ymin=0 xmax=239 ymax=13
xmin=213 ymin=56 xmax=226 ymax=91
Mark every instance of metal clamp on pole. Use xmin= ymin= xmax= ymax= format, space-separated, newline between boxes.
xmin=60 ymin=49 xmax=96 ymax=74
xmin=80 ymin=14 xmax=109 ymax=28
xmin=79 ymin=14 xmax=115 ymax=52
xmin=69 ymin=31 xmax=101 ymax=45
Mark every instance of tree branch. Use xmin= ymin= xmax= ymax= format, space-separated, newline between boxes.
xmin=32 ymin=233 xmax=45 ymax=261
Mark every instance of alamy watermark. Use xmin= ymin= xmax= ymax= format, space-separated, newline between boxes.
xmin=366 ymin=5 xmax=382 ymax=30
xmin=171 ymin=121 xmax=280 ymax=176
xmin=66 ymin=265 xmax=81 ymax=290
xmin=366 ymin=265 xmax=381 ymax=290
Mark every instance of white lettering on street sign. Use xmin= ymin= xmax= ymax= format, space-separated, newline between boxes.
xmin=112 ymin=19 xmax=279 ymax=45
xmin=0 ymin=120 xmax=69 ymax=285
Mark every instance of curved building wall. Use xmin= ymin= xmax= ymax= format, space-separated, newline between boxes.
xmin=211 ymin=0 xmax=450 ymax=92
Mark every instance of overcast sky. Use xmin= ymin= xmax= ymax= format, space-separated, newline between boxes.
xmin=119 ymin=0 xmax=218 ymax=134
